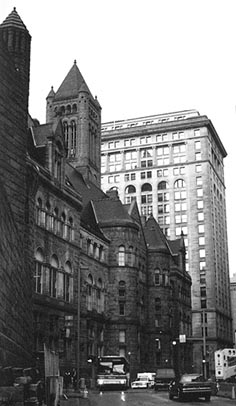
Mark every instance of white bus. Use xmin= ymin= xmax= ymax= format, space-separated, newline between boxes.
xmin=215 ymin=348 xmax=236 ymax=380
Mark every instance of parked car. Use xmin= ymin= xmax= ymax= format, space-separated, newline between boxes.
xmin=168 ymin=373 xmax=212 ymax=401
xmin=207 ymin=376 xmax=219 ymax=395
xmin=131 ymin=377 xmax=153 ymax=389
xmin=154 ymin=368 xmax=175 ymax=391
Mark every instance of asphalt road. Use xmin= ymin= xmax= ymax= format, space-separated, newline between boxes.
xmin=86 ymin=389 xmax=234 ymax=406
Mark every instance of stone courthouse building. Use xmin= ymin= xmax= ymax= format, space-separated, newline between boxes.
xmin=0 ymin=9 xmax=192 ymax=381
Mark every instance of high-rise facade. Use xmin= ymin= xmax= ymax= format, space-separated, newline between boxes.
xmin=101 ymin=109 xmax=232 ymax=375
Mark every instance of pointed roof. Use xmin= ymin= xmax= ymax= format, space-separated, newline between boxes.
xmin=144 ymin=215 xmax=170 ymax=252
xmin=46 ymin=86 xmax=56 ymax=99
xmin=54 ymin=60 xmax=92 ymax=101
xmin=0 ymin=8 xmax=29 ymax=32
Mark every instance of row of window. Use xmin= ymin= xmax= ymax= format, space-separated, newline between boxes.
xmin=102 ymin=143 xmax=202 ymax=172
xmin=86 ymin=274 xmax=105 ymax=313
xmin=34 ymin=250 xmax=73 ymax=303
xmin=103 ymin=129 xmax=200 ymax=149
xmin=36 ymin=198 xmax=74 ymax=241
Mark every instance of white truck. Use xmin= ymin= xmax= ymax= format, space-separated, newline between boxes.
xmin=215 ymin=348 xmax=236 ymax=381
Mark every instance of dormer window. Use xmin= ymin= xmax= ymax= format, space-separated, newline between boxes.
xmin=54 ymin=142 xmax=63 ymax=182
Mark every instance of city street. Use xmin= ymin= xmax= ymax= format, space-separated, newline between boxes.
xmin=86 ymin=389 xmax=234 ymax=406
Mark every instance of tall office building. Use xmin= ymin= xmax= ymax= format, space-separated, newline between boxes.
xmin=101 ymin=109 xmax=232 ymax=375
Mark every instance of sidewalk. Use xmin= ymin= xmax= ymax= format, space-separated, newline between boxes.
xmin=60 ymin=389 xmax=91 ymax=406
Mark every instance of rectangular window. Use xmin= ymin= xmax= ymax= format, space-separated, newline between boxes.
xmin=199 ymin=237 xmax=205 ymax=245
xmin=196 ymin=164 xmax=202 ymax=173
xmin=197 ymin=188 xmax=203 ymax=197
xmin=199 ymin=249 xmax=206 ymax=258
xmin=119 ymin=330 xmax=126 ymax=343
xmin=198 ymin=212 xmax=204 ymax=221
xmin=195 ymin=141 xmax=201 ymax=150
xmin=119 ymin=302 xmax=125 ymax=315
xmin=196 ymin=176 xmax=202 ymax=185
xmin=195 ymin=152 xmax=202 ymax=161
xmin=197 ymin=200 xmax=204 ymax=209
xmin=201 ymin=299 xmax=207 ymax=309
xmin=198 ymin=224 xmax=205 ymax=233
xmin=200 ymin=261 xmax=206 ymax=270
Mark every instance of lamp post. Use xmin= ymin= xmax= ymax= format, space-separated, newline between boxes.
xmin=128 ymin=352 xmax=131 ymax=385
xmin=76 ymin=265 xmax=81 ymax=390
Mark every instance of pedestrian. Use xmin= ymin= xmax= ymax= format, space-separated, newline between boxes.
xmin=72 ymin=368 xmax=77 ymax=391
xmin=64 ymin=371 xmax=71 ymax=391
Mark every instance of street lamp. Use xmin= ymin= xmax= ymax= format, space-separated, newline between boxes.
xmin=128 ymin=352 xmax=131 ymax=384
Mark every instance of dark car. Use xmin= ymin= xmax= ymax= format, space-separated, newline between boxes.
xmin=154 ymin=368 xmax=175 ymax=391
xmin=169 ymin=373 xmax=212 ymax=402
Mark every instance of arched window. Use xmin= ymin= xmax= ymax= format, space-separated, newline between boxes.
xmin=71 ymin=120 xmax=77 ymax=156
xmin=50 ymin=255 xmax=59 ymax=298
xmin=45 ymin=201 xmax=51 ymax=230
xmin=61 ymin=212 xmax=67 ymax=239
xmin=118 ymin=246 xmax=125 ymax=266
xmin=154 ymin=269 xmax=160 ymax=285
xmin=35 ymin=248 xmax=44 ymax=294
xmin=158 ymin=181 xmax=168 ymax=190
xmin=87 ymin=274 xmax=93 ymax=310
xmin=63 ymin=121 xmax=69 ymax=152
xmin=64 ymin=261 xmax=73 ymax=302
xmin=36 ymin=197 xmax=44 ymax=226
xmin=66 ymin=104 xmax=71 ymax=114
xmin=125 ymin=185 xmax=136 ymax=194
xmin=97 ymin=278 xmax=104 ymax=313
xmin=68 ymin=217 xmax=74 ymax=241
xmin=174 ymin=179 xmax=186 ymax=189
xmin=128 ymin=246 xmax=135 ymax=266
xmin=60 ymin=106 xmax=65 ymax=115
xmin=125 ymin=185 xmax=136 ymax=204
xmin=163 ymin=269 xmax=169 ymax=286
xmin=53 ymin=207 xmax=59 ymax=234
xmin=141 ymin=183 xmax=152 ymax=192
xmin=72 ymin=103 xmax=77 ymax=113
xmin=141 ymin=183 xmax=153 ymax=216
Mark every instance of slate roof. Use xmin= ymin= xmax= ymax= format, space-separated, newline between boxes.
xmin=93 ymin=198 xmax=138 ymax=229
xmin=0 ymin=8 xmax=29 ymax=32
xmin=65 ymin=163 xmax=107 ymax=207
xmin=54 ymin=61 xmax=92 ymax=101
xmin=144 ymin=215 xmax=170 ymax=252
xmin=168 ymin=238 xmax=184 ymax=256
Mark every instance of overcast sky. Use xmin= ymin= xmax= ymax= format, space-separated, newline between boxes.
xmin=2 ymin=0 xmax=236 ymax=276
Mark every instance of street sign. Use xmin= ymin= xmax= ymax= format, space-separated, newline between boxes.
xmin=179 ymin=334 xmax=186 ymax=343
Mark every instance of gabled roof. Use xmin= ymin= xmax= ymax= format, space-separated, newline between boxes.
xmin=28 ymin=120 xmax=65 ymax=167
xmin=0 ymin=8 xmax=29 ymax=32
xmin=65 ymin=163 xmax=107 ymax=207
xmin=93 ymin=198 xmax=138 ymax=229
xmin=144 ymin=215 xmax=170 ymax=252
xmin=168 ymin=235 xmax=185 ymax=256
xmin=54 ymin=61 xmax=92 ymax=101
xmin=81 ymin=201 xmax=109 ymax=242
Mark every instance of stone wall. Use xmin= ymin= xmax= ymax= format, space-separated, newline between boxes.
xmin=0 ymin=31 xmax=33 ymax=366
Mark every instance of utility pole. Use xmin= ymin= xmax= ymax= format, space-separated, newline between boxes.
xmin=202 ymin=309 xmax=207 ymax=379
xmin=77 ymin=265 xmax=81 ymax=390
